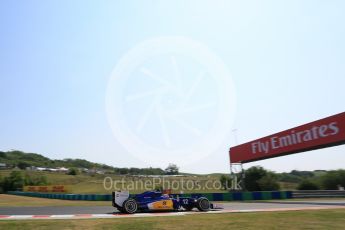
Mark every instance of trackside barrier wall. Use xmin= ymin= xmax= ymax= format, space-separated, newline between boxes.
xmin=7 ymin=191 xmax=292 ymax=201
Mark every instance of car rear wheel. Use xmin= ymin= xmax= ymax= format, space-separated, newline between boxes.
xmin=196 ymin=197 xmax=210 ymax=211
xmin=122 ymin=198 xmax=138 ymax=214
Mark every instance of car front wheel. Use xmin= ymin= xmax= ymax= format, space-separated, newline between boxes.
xmin=196 ymin=197 xmax=210 ymax=211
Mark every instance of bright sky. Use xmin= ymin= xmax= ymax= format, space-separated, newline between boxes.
xmin=1 ymin=0 xmax=345 ymax=174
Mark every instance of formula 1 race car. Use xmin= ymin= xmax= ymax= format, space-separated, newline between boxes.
xmin=112 ymin=190 xmax=219 ymax=214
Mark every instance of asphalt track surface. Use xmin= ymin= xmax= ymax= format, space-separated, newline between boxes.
xmin=0 ymin=200 xmax=344 ymax=216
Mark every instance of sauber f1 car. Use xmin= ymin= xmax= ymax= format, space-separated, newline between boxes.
xmin=112 ymin=190 xmax=222 ymax=214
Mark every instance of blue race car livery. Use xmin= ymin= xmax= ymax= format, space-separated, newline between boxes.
xmin=112 ymin=190 xmax=215 ymax=214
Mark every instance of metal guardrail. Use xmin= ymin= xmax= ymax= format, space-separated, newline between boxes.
xmin=292 ymin=190 xmax=345 ymax=198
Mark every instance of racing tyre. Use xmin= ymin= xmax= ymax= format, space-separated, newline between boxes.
xmin=122 ymin=198 xmax=138 ymax=214
xmin=196 ymin=197 xmax=210 ymax=211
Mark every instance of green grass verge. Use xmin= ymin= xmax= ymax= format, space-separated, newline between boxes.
xmin=1 ymin=209 xmax=345 ymax=230
xmin=0 ymin=170 xmax=229 ymax=194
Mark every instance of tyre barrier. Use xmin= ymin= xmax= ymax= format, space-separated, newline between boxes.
xmin=7 ymin=191 xmax=292 ymax=201
xmin=7 ymin=191 xmax=112 ymax=201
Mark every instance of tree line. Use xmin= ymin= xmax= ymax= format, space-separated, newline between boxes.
xmin=220 ymin=166 xmax=345 ymax=191
xmin=0 ymin=150 xmax=179 ymax=175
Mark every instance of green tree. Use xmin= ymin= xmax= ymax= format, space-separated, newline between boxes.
xmin=17 ymin=162 xmax=30 ymax=170
xmin=0 ymin=175 xmax=3 ymax=193
xmin=117 ymin=168 xmax=129 ymax=175
xmin=219 ymin=175 xmax=231 ymax=190
xmin=129 ymin=168 xmax=141 ymax=175
xmin=321 ymin=170 xmax=345 ymax=190
xmin=244 ymin=166 xmax=280 ymax=191
xmin=67 ymin=168 xmax=78 ymax=175
xmin=165 ymin=164 xmax=179 ymax=175
xmin=257 ymin=173 xmax=280 ymax=191
xmin=297 ymin=179 xmax=320 ymax=190
xmin=244 ymin=166 xmax=267 ymax=191
xmin=2 ymin=171 xmax=24 ymax=192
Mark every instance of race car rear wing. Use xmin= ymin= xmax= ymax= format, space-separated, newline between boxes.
xmin=112 ymin=191 xmax=130 ymax=208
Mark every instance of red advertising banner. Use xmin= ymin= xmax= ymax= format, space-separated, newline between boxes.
xmin=230 ymin=112 xmax=345 ymax=163
xmin=23 ymin=185 xmax=68 ymax=193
